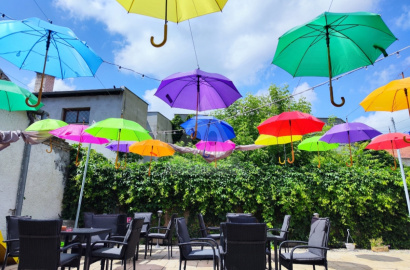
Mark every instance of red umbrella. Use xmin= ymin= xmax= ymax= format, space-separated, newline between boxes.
xmin=366 ymin=132 xmax=410 ymax=170
xmin=257 ymin=111 xmax=325 ymax=163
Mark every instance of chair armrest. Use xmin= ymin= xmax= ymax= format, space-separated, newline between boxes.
xmin=61 ymin=242 xmax=82 ymax=253
xmin=267 ymin=228 xmax=289 ymax=233
xmin=91 ymin=240 xmax=126 ymax=249
xmin=178 ymin=241 xmax=219 ymax=258
xmin=3 ymin=238 xmax=19 ymax=243
xmin=279 ymin=240 xmax=308 ymax=253
xmin=288 ymin=245 xmax=330 ymax=260
xmin=190 ymin=237 xmax=219 ymax=247
xmin=207 ymin=226 xmax=220 ymax=231
xmin=109 ymin=235 xmax=125 ymax=241
xmin=148 ymin=227 xmax=170 ymax=233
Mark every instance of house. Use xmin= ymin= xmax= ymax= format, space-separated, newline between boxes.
xmin=147 ymin=112 xmax=172 ymax=143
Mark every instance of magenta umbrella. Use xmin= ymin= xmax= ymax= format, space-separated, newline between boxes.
xmin=320 ymin=122 xmax=381 ymax=166
xmin=154 ymin=69 xmax=242 ymax=138
xmin=196 ymin=140 xmax=235 ymax=167
xmin=49 ymin=124 xmax=109 ymax=228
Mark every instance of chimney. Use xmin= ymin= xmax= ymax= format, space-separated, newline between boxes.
xmin=34 ymin=72 xmax=55 ymax=92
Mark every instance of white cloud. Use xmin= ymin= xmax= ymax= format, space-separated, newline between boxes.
xmin=369 ymin=64 xmax=398 ymax=87
xmin=55 ymin=0 xmax=380 ymax=88
xmin=395 ymin=5 xmax=410 ymax=30
xmin=352 ymin=110 xmax=410 ymax=134
xmin=292 ymin=82 xmax=317 ymax=103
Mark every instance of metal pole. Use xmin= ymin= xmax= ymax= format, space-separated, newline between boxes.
xmin=391 ymin=118 xmax=410 ymax=217
xmin=74 ymin=143 xmax=92 ymax=228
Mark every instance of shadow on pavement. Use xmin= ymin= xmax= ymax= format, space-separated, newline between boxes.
xmin=330 ymin=261 xmax=372 ymax=270
xmin=356 ymin=254 xmax=402 ymax=262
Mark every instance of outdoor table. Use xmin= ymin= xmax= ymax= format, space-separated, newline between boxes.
xmin=267 ymin=231 xmax=280 ymax=270
xmin=61 ymin=227 xmax=112 ymax=270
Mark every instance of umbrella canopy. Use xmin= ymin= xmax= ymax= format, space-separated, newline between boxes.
xmin=106 ymin=141 xmax=136 ymax=153
xmin=26 ymin=119 xmax=67 ymax=153
xmin=257 ymin=111 xmax=325 ymax=163
xmin=320 ymin=122 xmax=381 ymax=166
xmin=0 ymin=17 xmax=103 ymax=107
xmin=129 ymin=139 xmax=175 ymax=175
xmin=155 ymin=69 xmax=241 ymax=137
xmin=116 ymin=0 xmax=228 ymax=47
xmin=85 ymin=118 xmax=152 ymax=168
xmin=298 ymin=136 xmax=339 ymax=168
xmin=180 ymin=116 xmax=235 ymax=142
xmin=272 ymin=12 xmax=397 ymax=107
xmin=254 ymin=135 xmax=302 ymax=145
xmin=195 ymin=140 xmax=235 ymax=152
xmin=0 ymin=80 xmax=43 ymax=111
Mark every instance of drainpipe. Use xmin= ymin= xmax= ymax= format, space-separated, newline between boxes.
xmin=15 ymin=110 xmax=49 ymax=216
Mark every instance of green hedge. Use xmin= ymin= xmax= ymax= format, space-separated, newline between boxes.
xmin=62 ymin=147 xmax=410 ymax=249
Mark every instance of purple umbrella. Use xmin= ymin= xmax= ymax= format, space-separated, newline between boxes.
xmin=105 ymin=141 xmax=135 ymax=169
xmin=154 ymin=68 xmax=242 ymax=138
xmin=320 ymin=122 xmax=381 ymax=166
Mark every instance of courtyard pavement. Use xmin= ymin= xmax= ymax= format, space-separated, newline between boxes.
xmin=5 ymin=246 xmax=410 ymax=269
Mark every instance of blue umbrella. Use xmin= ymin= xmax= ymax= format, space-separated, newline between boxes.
xmin=181 ymin=116 xmax=235 ymax=142
xmin=0 ymin=17 xmax=103 ymax=107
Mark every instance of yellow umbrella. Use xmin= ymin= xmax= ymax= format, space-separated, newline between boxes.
xmin=116 ymin=0 xmax=228 ymax=47
xmin=129 ymin=139 xmax=175 ymax=175
xmin=360 ymin=73 xmax=410 ymax=142
xmin=255 ymin=134 xmax=302 ymax=164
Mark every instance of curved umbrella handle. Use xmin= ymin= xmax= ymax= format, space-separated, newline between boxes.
xmin=391 ymin=158 xmax=397 ymax=171
xmin=148 ymin=154 xmax=153 ymax=176
xmin=75 ymin=143 xmax=82 ymax=167
xmin=26 ymin=95 xmax=42 ymax=108
xmin=151 ymin=23 xmax=168 ymax=47
xmin=287 ymin=140 xmax=295 ymax=164
xmin=330 ymin=85 xmax=345 ymax=107
xmin=46 ymin=138 xmax=52 ymax=153
xmin=404 ymin=136 xmax=410 ymax=143
xmin=278 ymin=156 xmax=286 ymax=165
xmin=114 ymin=151 xmax=121 ymax=169
xmin=346 ymin=155 xmax=353 ymax=167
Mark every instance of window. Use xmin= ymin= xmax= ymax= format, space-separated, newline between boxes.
xmin=63 ymin=108 xmax=90 ymax=124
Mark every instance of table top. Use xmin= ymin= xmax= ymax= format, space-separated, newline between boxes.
xmin=61 ymin=227 xmax=112 ymax=235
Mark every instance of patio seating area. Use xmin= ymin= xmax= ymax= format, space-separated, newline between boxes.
xmin=4 ymin=246 xmax=410 ymax=270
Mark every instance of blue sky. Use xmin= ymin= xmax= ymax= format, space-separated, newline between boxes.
xmin=2 ymin=0 xmax=410 ymax=134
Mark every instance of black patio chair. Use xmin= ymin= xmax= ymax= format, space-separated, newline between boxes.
xmin=18 ymin=218 xmax=82 ymax=270
xmin=90 ymin=217 xmax=144 ymax=270
xmin=2 ymin=215 xmax=31 ymax=270
xmin=279 ymin=217 xmax=331 ymax=270
xmin=227 ymin=215 xmax=258 ymax=223
xmin=197 ymin=213 xmax=220 ymax=241
xmin=176 ymin=217 xmax=221 ymax=270
xmin=225 ymin=213 xmax=253 ymax=222
xmin=146 ymin=213 xmax=177 ymax=259
xmin=267 ymin=214 xmax=291 ymax=270
xmin=133 ymin=212 xmax=152 ymax=259
xmin=224 ymin=222 xmax=267 ymax=270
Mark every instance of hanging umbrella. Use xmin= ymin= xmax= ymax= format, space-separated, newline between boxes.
xmin=49 ymin=124 xmax=109 ymax=229
xmin=155 ymin=69 xmax=241 ymax=138
xmin=298 ymin=136 xmax=339 ymax=168
xmin=195 ymin=140 xmax=235 ymax=167
xmin=85 ymin=118 xmax=152 ymax=169
xmin=26 ymin=119 xmax=67 ymax=153
xmin=255 ymin=134 xmax=302 ymax=164
xmin=272 ymin=12 xmax=397 ymax=107
xmin=129 ymin=139 xmax=175 ymax=176
xmin=320 ymin=122 xmax=381 ymax=166
xmin=116 ymin=0 xmax=228 ymax=47
xmin=257 ymin=111 xmax=325 ymax=163
xmin=180 ymin=115 xmax=235 ymax=142
xmin=0 ymin=80 xmax=43 ymax=111
xmin=360 ymin=73 xmax=410 ymax=142
xmin=0 ymin=17 xmax=103 ymax=107
xmin=105 ymin=141 xmax=136 ymax=169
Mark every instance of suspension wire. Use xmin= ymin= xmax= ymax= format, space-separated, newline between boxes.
xmin=188 ymin=19 xmax=200 ymax=69
xmin=0 ymin=12 xmax=15 ymax=20
xmin=94 ymin=74 xmax=108 ymax=90
xmin=103 ymin=61 xmax=161 ymax=82
xmin=33 ymin=0 xmax=51 ymax=22
xmin=328 ymin=0 xmax=334 ymax=11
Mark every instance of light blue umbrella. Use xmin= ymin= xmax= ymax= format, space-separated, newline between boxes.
xmin=0 ymin=17 xmax=103 ymax=107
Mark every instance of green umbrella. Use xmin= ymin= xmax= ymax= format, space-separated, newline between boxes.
xmin=0 ymin=80 xmax=43 ymax=111
xmin=298 ymin=136 xmax=339 ymax=168
xmin=85 ymin=118 xmax=152 ymax=168
xmin=26 ymin=119 xmax=67 ymax=153
xmin=272 ymin=12 xmax=397 ymax=107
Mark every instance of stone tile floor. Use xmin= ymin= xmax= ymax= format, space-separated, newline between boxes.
xmin=5 ymin=246 xmax=410 ymax=269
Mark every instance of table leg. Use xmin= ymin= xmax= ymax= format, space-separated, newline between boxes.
xmin=83 ymin=235 xmax=91 ymax=270
xmin=274 ymin=240 xmax=279 ymax=270
xmin=268 ymin=240 xmax=272 ymax=270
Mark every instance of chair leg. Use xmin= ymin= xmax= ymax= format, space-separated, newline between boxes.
xmin=123 ymin=259 xmax=126 ymax=270
xmin=313 ymin=265 xmax=316 ymax=270
xmin=168 ymin=243 xmax=170 ymax=259
xmin=171 ymin=241 xmax=173 ymax=257
xmin=145 ymin=237 xmax=149 ymax=259
xmin=136 ymin=242 xmax=140 ymax=261
xmin=133 ymin=255 xmax=136 ymax=270
xmin=184 ymin=260 xmax=187 ymax=270
xmin=2 ymin=253 xmax=8 ymax=270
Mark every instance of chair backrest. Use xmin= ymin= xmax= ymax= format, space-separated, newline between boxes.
xmin=226 ymin=213 xmax=253 ymax=222
xmin=225 ymin=223 xmax=267 ymax=270
xmin=164 ymin=213 xmax=177 ymax=241
xmin=175 ymin=217 xmax=192 ymax=259
xmin=83 ymin=212 xmax=127 ymax=241
xmin=134 ymin=212 xmax=152 ymax=234
xmin=18 ymin=219 xmax=62 ymax=270
xmin=121 ymin=217 xmax=144 ymax=260
xmin=279 ymin=214 xmax=291 ymax=238
xmin=228 ymin=216 xmax=258 ymax=223
xmin=5 ymin=215 xmax=31 ymax=254
xmin=197 ymin=213 xmax=208 ymax=237
xmin=307 ymin=218 xmax=330 ymax=258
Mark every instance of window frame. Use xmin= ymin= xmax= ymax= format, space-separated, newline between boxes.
xmin=62 ymin=107 xmax=91 ymax=124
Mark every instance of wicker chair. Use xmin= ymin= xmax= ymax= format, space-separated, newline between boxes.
xmin=133 ymin=212 xmax=152 ymax=259
xmin=227 ymin=215 xmax=258 ymax=223
xmin=89 ymin=217 xmax=144 ymax=270
xmin=224 ymin=222 xmax=267 ymax=270
xmin=279 ymin=218 xmax=330 ymax=270
xmin=18 ymin=219 xmax=82 ymax=270
xmin=267 ymin=215 xmax=291 ymax=270
xmin=146 ymin=213 xmax=177 ymax=259
xmin=1 ymin=216 xmax=31 ymax=270
xmin=176 ymin=217 xmax=220 ymax=270
xmin=197 ymin=213 xmax=220 ymax=241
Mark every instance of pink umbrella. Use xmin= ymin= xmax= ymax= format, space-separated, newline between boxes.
xmin=49 ymin=124 xmax=109 ymax=228
xmin=195 ymin=140 xmax=235 ymax=167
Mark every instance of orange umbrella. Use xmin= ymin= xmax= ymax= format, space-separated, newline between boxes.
xmin=129 ymin=140 xmax=175 ymax=176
